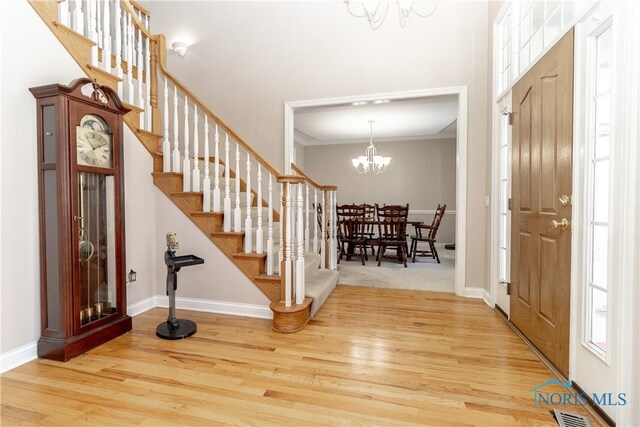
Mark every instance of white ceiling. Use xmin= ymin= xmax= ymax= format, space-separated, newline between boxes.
xmin=294 ymin=95 xmax=458 ymax=146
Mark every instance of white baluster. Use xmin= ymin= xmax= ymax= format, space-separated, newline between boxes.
xmin=331 ymin=190 xmax=338 ymax=269
xmin=58 ymin=0 xmax=70 ymax=27
xmin=304 ymin=183 xmax=310 ymax=254
xmin=87 ymin=0 xmax=98 ymax=65
xmin=243 ymin=155 xmax=252 ymax=253
xmin=320 ymin=190 xmax=326 ymax=269
xmin=266 ymin=174 xmax=274 ymax=275
xmin=102 ymin=0 xmax=111 ymax=72
xmin=126 ymin=12 xmax=134 ymax=104
xmin=202 ymin=117 xmax=211 ymax=211
xmin=223 ymin=135 xmax=231 ymax=232
xmin=95 ymin=0 xmax=102 ymax=49
xmin=233 ymin=143 xmax=242 ymax=232
xmin=162 ymin=78 xmax=170 ymax=172
xmin=327 ymin=191 xmax=333 ymax=270
xmin=279 ymin=183 xmax=284 ymax=268
xmin=84 ymin=0 xmax=91 ymax=38
xmin=137 ymin=26 xmax=144 ymax=117
xmin=182 ymin=97 xmax=191 ymax=192
xmin=296 ymin=183 xmax=305 ymax=305
xmin=192 ymin=106 xmax=200 ymax=192
xmin=73 ymin=0 xmax=84 ymax=35
xmin=285 ymin=183 xmax=293 ymax=307
xmin=256 ymin=165 xmax=264 ymax=254
xmin=144 ymin=34 xmax=151 ymax=130
xmin=172 ymin=86 xmax=180 ymax=172
xmin=313 ymin=188 xmax=319 ymax=254
xmin=212 ymin=125 xmax=221 ymax=212
xmin=114 ymin=0 xmax=123 ymax=96
xmin=145 ymin=14 xmax=150 ymax=32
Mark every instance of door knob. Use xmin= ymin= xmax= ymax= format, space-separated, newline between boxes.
xmin=551 ymin=218 xmax=570 ymax=231
xmin=559 ymin=195 xmax=571 ymax=206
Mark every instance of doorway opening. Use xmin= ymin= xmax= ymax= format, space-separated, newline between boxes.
xmin=284 ymin=87 xmax=468 ymax=296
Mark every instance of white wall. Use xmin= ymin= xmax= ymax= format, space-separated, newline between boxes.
xmin=148 ymin=0 xmax=490 ymax=290
xmin=0 ymin=1 xmax=156 ymax=360
xmin=302 ymin=138 xmax=456 ymax=243
xmin=154 ymin=190 xmax=269 ymax=306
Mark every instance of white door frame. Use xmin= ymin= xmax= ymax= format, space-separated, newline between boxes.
xmin=284 ymin=86 xmax=469 ymax=297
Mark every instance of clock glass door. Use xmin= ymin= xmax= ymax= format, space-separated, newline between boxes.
xmin=77 ymin=172 xmax=117 ymax=327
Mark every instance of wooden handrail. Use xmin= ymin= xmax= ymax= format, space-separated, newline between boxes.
xmin=155 ymin=38 xmax=283 ymax=178
xmin=120 ymin=0 xmax=284 ymax=178
xmin=290 ymin=163 xmax=336 ymax=192
xmin=129 ymin=0 xmax=150 ymax=18
xmin=120 ymin=0 xmax=153 ymax=40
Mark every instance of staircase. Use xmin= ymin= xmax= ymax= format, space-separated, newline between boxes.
xmin=29 ymin=0 xmax=339 ymax=332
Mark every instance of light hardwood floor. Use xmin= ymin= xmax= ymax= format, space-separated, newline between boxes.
xmin=1 ymin=286 xmax=603 ymax=426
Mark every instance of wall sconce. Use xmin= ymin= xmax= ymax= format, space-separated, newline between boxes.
xmin=128 ymin=269 xmax=137 ymax=283
xmin=172 ymin=42 xmax=190 ymax=57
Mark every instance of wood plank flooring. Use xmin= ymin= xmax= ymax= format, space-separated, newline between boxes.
xmin=1 ymin=286 xmax=604 ymax=426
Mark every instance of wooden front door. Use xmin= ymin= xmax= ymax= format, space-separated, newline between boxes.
xmin=510 ymin=29 xmax=574 ymax=375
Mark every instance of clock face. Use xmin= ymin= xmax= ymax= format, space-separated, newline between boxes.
xmin=76 ymin=126 xmax=113 ymax=168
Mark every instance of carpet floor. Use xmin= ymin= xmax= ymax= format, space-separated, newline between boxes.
xmin=337 ymin=243 xmax=455 ymax=293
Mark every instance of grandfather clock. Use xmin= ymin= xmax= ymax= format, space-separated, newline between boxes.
xmin=30 ymin=78 xmax=132 ymax=361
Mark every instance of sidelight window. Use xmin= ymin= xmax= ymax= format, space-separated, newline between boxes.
xmin=585 ymin=25 xmax=613 ymax=356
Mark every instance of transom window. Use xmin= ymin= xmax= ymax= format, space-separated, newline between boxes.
xmin=495 ymin=0 xmax=585 ymax=98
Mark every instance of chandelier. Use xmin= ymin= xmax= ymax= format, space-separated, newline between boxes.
xmin=351 ymin=121 xmax=391 ymax=174
xmin=346 ymin=0 xmax=438 ymax=30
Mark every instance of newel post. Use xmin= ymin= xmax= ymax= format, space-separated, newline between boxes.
xmin=270 ymin=175 xmax=310 ymax=334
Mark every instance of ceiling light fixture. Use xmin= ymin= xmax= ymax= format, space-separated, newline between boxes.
xmin=352 ymin=101 xmax=368 ymax=106
xmin=351 ymin=120 xmax=391 ymax=174
xmin=346 ymin=0 xmax=438 ymax=30
xmin=172 ymin=42 xmax=190 ymax=57
xmin=373 ymin=99 xmax=390 ymax=104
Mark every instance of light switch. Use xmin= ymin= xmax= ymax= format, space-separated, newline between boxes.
xmin=485 ymin=196 xmax=490 ymax=207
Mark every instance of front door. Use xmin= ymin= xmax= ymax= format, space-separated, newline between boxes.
xmin=510 ymin=29 xmax=574 ymax=375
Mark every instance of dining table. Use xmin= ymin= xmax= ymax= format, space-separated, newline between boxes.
xmin=342 ymin=218 xmax=424 ymax=262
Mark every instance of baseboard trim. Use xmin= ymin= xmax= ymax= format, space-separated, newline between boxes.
xmin=461 ymin=287 xmax=483 ymax=298
xmin=1 ymin=295 xmax=271 ymax=373
xmin=127 ymin=296 xmax=157 ymax=317
xmin=501 ymin=317 xmax=610 ymax=427
xmin=0 ymin=342 xmax=38 ymax=374
xmin=571 ymin=380 xmax=616 ymax=427
xmin=481 ymin=289 xmax=494 ymax=307
xmin=495 ymin=304 xmax=508 ymax=320
xmin=155 ymin=296 xmax=273 ymax=320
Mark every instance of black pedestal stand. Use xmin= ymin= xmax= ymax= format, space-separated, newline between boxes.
xmin=156 ymin=250 xmax=204 ymax=340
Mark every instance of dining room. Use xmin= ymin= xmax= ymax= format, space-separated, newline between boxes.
xmin=292 ymin=95 xmax=458 ymax=293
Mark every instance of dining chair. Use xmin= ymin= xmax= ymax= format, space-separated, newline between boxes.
xmin=375 ymin=203 xmax=410 ymax=268
xmin=362 ymin=203 xmax=377 ymax=256
xmin=410 ymin=204 xmax=446 ymax=263
xmin=336 ymin=204 xmax=368 ymax=265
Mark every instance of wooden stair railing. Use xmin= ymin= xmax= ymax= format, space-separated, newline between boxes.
xmin=29 ymin=0 xmax=337 ymax=333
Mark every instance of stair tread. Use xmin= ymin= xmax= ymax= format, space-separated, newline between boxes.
xmin=138 ymin=128 xmax=163 ymax=138
xmin=54 ymin=22 xmax=96 ymax=47
xmin=170 ymin=191 xmax=202 ymax=196
xmin=191 ymin=211 xmax=223 ymax=217
xmin=123 ymin=102 xmax=144 ymax=113
xmin=152 ymin=172 xmax=182 ymax=177
xmin=233 ymin=252 xmax=267 ymax=259
xmin=211 ymin=231 xmax=244 ymax=237
xmin=87 ymin=64 xmax=123 ymax=82
xmin=305 ymin=269 xmax=339 ymax=318
xmin=255 ymin=274 xmax=281 ymax=280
